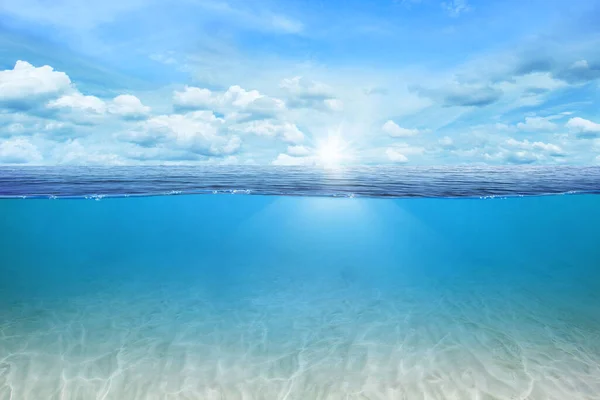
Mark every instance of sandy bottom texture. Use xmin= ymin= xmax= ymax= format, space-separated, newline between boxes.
xmin=1 ymin=274 xmax=600 ymax=400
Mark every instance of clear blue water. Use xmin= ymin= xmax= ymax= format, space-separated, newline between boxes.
xmin=1 ymin=167 xmax=599 ymax=399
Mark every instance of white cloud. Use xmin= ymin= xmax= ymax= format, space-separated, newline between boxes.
xmin=46 ymin=92 xmax=107 ymax=125
xmin=279 ymin=76 xmax=342 ymax=111
xmin=566 ymin=117 xmax=600 ymax=138
xmin=287 ymin=145 xmax=311 ymax=156
xmin=503 ymin=150 xmax=540 ymax=164
xmin=448 ymin=133 xmax=571 ymax=165
xmin=271 ymin=153 xmax=314 ymax=166
xmin=120 ymin=111 xmax=240 ymax=156
xmin=385 ymin=148 xmax=409 ymax=163
xmin=0 ymin=137 xmax=43 ymax=164
xmin=382 ymin=120 xmax=421 ymax=137
xmin=517 ymin=116 xmax=558 ymax=132
xmin=47 ymin=92 xmax=106 ymax=113
xmin=173 ymin=86 xmax=213 ymax=109
xmin=222 ymin=85 xmax=264 ymax=108
xmin=108 ymin=95 xmax=150 ymax=119
xmin=0 ymin=111 xmax=79 ymax=138
xmin=505 ymin=138 xmax=566 ymax=156
xmin=280 ymin=76 xmax=332 ymax=98
xmin=173 ymin=85 xmax=284 ymax=115
xmin=230 ymin=120 xmax=304 ymax=143
xmin=2 ymin=62 xmax=151 ymax=124
xmin=0 ymin=60 xmax=71 ymax=110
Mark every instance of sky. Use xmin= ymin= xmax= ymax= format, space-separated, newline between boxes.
xmin=0 ymin=0 xmax=599 ymax=166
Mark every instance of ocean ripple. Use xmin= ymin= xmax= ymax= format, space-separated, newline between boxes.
xmin=1 ymin=165 xmax=599 ymax=199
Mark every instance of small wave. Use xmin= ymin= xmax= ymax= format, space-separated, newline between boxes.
xmin=0 ymin=166 xmax=599 ymax=200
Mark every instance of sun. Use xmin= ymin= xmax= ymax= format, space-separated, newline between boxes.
xmin=316 ymin=136 xmax=350 ymax=167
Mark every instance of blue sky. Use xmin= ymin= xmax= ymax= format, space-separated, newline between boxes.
xmin=0 ymin=0 xmax=599 ymax=165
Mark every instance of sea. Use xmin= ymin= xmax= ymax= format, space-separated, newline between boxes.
xmin=1 ymin=166 xmax=599 ymax=400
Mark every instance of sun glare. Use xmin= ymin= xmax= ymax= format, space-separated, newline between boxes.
xmin=316 ymin=135 xmax=355 ymax=168
xmin=317 ymin=136 xmax=345 ymax=167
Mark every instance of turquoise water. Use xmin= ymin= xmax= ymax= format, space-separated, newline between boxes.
xmin=1 ymin=192 xmax=600 ymax=399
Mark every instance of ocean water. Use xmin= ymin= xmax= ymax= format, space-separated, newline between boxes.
xmin=1 ymin=167 xmax=600 ymax=400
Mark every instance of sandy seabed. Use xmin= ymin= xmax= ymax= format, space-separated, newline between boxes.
xmin=1 ymin=273 xmax=600 ymax=400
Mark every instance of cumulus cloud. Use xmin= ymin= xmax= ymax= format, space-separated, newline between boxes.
xmin=0 ymin=61 xmax=151 ymax=129
xmin=287 ymin=145 xmax=311 ymax=156
xmin=173 ymin=86 xmax=213 ymax=110
xmin=566 ymin=117 xmax=600 ymax=138
xmin=279 ymin=76 xmax=342 ymax=111
xmin=505 ymin=138 xmax=566 ymax=157
xmin=46 ymin=93 xmax=106 ymax=125
xmin=516 ymin=116 xmax=558 ymax=132
xmin=0 ymin=60 xmax=71 ymax=111
xmin=382 ymin=120 xmax=421 ymax=137
xmin=0 ymin=137 xmax=43 ymax=164
xmin=47 ymin=92 xmax=106 ymax=113
xmin=173 ymin=85 xmax=284 ymax=117
xmin=46 ymin=92 xmax=151 ymax=124
xmin=0 ymin=112 xmax=71 ymax=138
xmin=0 ymin=60 xmax=307 ymax=164
xmin=230 ymin=120 xmax=304 ymax=143
xmin=385 ymin=148 xmax=409 ymax=163
xmin=280 ymin=76 xmax=332 ymax=99
xmin=503 ymin=151 xmax=540 ymax=164
xmin=448 ymin=133 xmax=569 ymax=165
xmin=109 ymin=95 xmax=151 ymax=120
xmin=120 ymin=111 xmax=240 ymax=157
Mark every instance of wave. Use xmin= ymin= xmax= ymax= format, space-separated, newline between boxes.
xmin=1 ymin=165 xmax=599 ymax=199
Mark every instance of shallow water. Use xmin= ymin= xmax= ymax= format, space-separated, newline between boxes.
xmin=1 ymin=191 xmax=600 ymax=399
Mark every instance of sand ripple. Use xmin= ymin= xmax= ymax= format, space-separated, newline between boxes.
xmin=1 ymin=277 xmax=599 ymax=400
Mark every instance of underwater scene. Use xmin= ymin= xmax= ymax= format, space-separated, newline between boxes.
xmin=1 ymin=166 xmax=600 ymax=400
